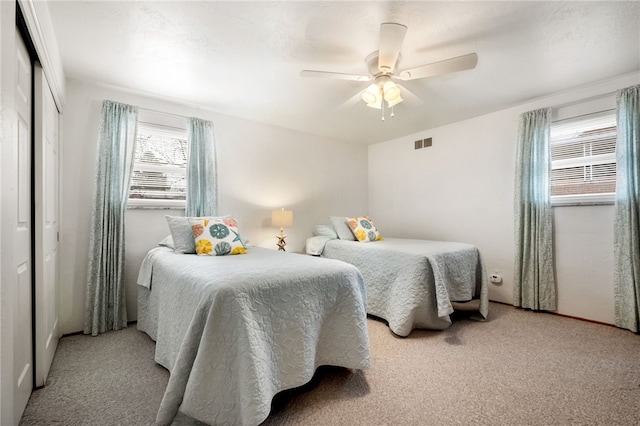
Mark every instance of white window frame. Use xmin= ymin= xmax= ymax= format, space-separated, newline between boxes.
xmin=550 ymin=98 xmax=617 ymax=207
xmin=128 ymin=110 xmax=188 ymax=209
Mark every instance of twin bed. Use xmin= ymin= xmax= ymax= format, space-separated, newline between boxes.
xmin=137 ymin=246 xmax=370 ymax=425
xmin=318 ymin=238 xmax=489 ymax=336
xmin=136 ymin=217 xmax=488 ymax=425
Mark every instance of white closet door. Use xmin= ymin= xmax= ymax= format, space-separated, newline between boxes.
xmin=34 ymin=64 xmax=60 ymax=388
xmin=13 ymin=27 xmax=33 ymax=422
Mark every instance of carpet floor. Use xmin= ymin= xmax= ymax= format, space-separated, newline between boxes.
xmin=19 ymin=302 xmax=640 ymax=425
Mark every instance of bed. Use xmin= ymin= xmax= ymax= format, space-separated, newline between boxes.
xmin=308 ymin=236 xmax=489 ymax=337
xmin=136 ymin=246 xmax=371 ymax=426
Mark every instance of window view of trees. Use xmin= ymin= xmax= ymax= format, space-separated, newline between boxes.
xmin=129 ymin=129 xmax=188 ymax=201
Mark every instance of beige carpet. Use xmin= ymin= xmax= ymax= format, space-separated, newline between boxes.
xmin=20 ymin=303 xmax=640 ymax=425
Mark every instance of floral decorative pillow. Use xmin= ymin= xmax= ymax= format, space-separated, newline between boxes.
xmin=189 ymin=217 xmax=247 ymax=256
xmin=166 ymin=214 xmax=230 ymax=254
xmin=346 ymin=216 xmax=382 ymax=242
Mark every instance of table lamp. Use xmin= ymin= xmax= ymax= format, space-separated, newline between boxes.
xmin=271 ymin=208 xmax=293 ymax=251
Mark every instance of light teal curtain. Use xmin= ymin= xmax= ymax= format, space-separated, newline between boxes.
xmin=186 ymin=117 xmax=217 ymax=217
xmin=514 ymin=107 xmax=556 ymax=310
xmin=84 ymin=101 xmax=138 ymax=336
xmin=614 ymin=84 xmax=640 ymax=333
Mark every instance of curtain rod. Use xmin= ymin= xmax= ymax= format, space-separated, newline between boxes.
xmin=552 ymin=89 xmax=616 ymax=109
xmin=551 ymin=108 xmax=615 ymax=124
xmin=138 ymin=106 xmax=192 ymax=121
xmin=137 ymin=120 xmax=187 ymax=132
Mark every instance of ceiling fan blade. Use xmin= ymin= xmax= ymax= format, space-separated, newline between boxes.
xmin=300 ymin=70 xmax=371 ymax=82
xmin=395 ymin=83 xmax=424 ymax=107
xmin=336 ymin=90 xmax=366 ymax=110
xmin=378 ymin=23 xmax=407 ymax=73
xmin=397 ymin=53 xmax=478 ymax=81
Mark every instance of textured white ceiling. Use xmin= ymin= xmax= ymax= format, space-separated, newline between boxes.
xmin=47 ymin=1 xmax=640 ymax=144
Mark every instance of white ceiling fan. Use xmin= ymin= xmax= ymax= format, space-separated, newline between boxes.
xmin=301 ymin=23 xmax=478 ymax=119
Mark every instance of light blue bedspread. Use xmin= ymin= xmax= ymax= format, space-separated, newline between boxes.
xmin=137 ymin=247 xmax=371 ymax=425
xmin=318 ymin=238 xmax=489 ymax=336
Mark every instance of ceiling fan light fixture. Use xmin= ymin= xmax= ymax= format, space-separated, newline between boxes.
xmin=386 ymin=95 xmax=403 ymax=108
xmin=366 ymin=93 xmax=383 ymax=109
xmin=382 ymin=80 xmax=401 ymax=102
xmin=362 ymin=84 xmax=381 ymax=105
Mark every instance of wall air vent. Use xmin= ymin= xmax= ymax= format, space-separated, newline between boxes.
xmin=414 ymin=138 xmax=432 ymax=150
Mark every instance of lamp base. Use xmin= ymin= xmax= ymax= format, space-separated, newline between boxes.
xmin=276 ymin=229 xmax=287 ymax=251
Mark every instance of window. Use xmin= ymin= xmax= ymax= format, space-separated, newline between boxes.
xmin=128 ymin=112 xmax=188 ymax=208
xmin=550 ymin=110 xmax=617 ymax=206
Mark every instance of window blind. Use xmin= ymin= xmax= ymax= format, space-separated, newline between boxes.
xmin=550 ymin=110 xmax=616 ymax=199
xmin=129 ymin=122 xmax=188 ymax=201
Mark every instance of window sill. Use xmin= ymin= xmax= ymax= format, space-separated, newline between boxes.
xmin=551 ymin=193 xmax=615 ymax=207
xmin=127 ymin=199 xmax=186 ymax=210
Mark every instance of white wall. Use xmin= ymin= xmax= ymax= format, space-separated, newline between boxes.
xmin=368 ymin=73 xmax=639 ymax=325
xmin=59 ymin=78 xmax=368 ymax=334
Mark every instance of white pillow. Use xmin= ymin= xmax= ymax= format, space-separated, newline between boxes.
xmin=329 ymin=216 xmax=356 ymax=241
xmin=166 ymin=216 xmax=195 ymax=253
xmin=158 ymin=235 xmax=174 ymax=249
xmin=313 ymin=224 xmax=338 ymax=239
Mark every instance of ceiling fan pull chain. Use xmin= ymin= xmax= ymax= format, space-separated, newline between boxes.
xmin=381 ymin=101 xmax=385 ymax=121
xmin=391 ymin=105 xmax=395 ymax=118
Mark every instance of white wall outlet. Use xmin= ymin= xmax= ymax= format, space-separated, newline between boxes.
xmin=489 ymin=270 xmax=503 ymax=284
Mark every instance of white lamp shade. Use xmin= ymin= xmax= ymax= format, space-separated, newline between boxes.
xmin=383 ymin=80 xmax=401 ymax=101
xmin=364 ymin=84 xmax=383 ymax=109
xmin=362 ymin=80 xmax=404 ymax=110
xmin=361 ymin=84 xmax=380 ymax=105
xmin=366 ymin=96 xmax=383 ymax=109
xmin=272 ymin=209 xmax=293 ymax=228
xmin=383 ymin=80 xmax=403 ymax=108
xmin=386 ymin=95 xmax=403 ymax=107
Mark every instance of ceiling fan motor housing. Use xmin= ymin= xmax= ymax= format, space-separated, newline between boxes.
xmin=365 ymin=51 xmax=402 ymax=77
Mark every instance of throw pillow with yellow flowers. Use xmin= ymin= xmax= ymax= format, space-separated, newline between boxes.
xmin=346 ymin=216 xmax=383 ymax=242
xmin=188 ymin=217 xmax=248 ymax=256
